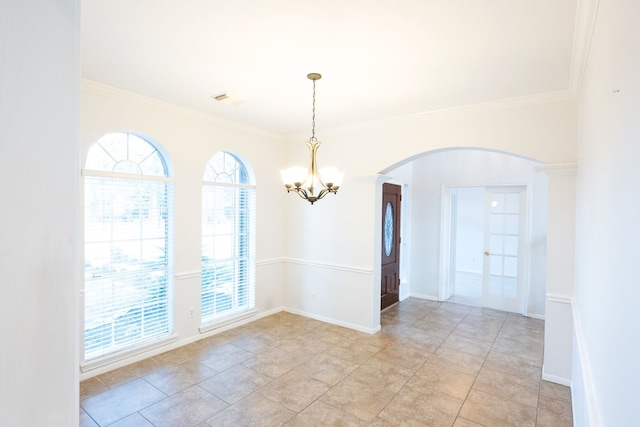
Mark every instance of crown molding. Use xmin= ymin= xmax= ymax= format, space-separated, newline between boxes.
xmin=325 ymin=89 xmax=577 ymax=134
xmin=569 ymin=0 xmax=601 ymax=96
xmin=81 ymin=79 xmax=283 ymax=141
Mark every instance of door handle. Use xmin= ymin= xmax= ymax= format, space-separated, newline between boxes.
xmin=484 ymin=251 xmax=490 ymax=256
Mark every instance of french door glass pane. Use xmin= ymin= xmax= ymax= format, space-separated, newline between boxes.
xmin=505 ymin=214 xmax=519 ymax=234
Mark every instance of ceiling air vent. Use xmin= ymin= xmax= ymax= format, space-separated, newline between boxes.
xmin=211 ymin=92 xmax=243 ymax=104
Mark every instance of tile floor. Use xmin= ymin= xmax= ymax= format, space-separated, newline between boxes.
xmin=80 ymin=298 xmax=573 ymax=426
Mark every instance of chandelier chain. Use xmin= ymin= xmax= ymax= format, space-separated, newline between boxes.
xmin=311 ymin=78 xmax=317 ymax=141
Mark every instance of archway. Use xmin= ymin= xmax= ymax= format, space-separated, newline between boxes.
xmin=379 ymin=147 xmax=548 ymax=317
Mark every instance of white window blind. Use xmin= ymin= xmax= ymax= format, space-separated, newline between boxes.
xmin=201 ymin=152 xmax=256 ymax=324
xmin=83 ymin=132 xmax=173 ymax=362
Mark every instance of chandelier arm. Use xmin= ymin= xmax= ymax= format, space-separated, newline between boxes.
xmin=293 ymin=187 xmax=310 ymax=200
xmin=316 ymin=188 xmax=330 ymax=200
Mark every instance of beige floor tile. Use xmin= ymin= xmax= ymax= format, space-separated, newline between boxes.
xmin=276 ymin=334 xmax=331 ymax=356
xmin=78 ymin=303 xmax=573 ymax=427
xmin=380 ymin=384 xmax=463 ymax=427
xmin=483 ymin=350 xmax=542 ymax=381
xmin=80 ymin=378 xmax=166 ymax=426
xmin=400 ymin=298 xmax=440 ymax=311
xmin=437 ymin=302 xmax=474 ymax=314
xmin=472 ymin=367 xmax=540 ymax=407
xmin=413 ymin=318 xmax=459 ymax=337
xmin=205 ymin=393 xmax=296 ymax=426
xmin=379 ymin=315 xmax=407 ymax=328
xmin=540 ymin=380 xmax=572 ymax=402
xmin=139 ymin=385 xmax=227 ymax=427
xmin=143 ymin=360 xmax=217 ymax=395
xmin=408 ymin=364 xmax=475 ymax=400
xmin=460 ymin=314 xmax=505 ymax=329
xmin=259 ymin=322 xmax=309 ymax=337
xmin=505 ymin=312 xmax=545 ymax=328
xmin=536 ymin=395 xmax=573 ymax=427
xmin=319 ymin=376 xmax=396 ymax=422
xmin=242 ymin=347 xmax=310 ymax=378
xmin=441 ymin=334 xmax=493 ymax=357
xmin=356 ymin=330 xmax=405 ymax=349
xmin=452 ymin=322 xmax=501 ymax=342
xmin=382 ymin=308 xmax=430 ymax=324
xmin=348 ymin=358 xmax=415 ymax=393
xmin=80 ymin=377 xmax=108 ymax=401
xmin=292 ymin=352 xmax=359 ymax=386
xmin=373 ymin=342 xmax=430 ymax=370
xmin=257 ymin=369 xmax=330 ymax=412
xmin=197 ymin=343 xmax=253 ymax=372
xmin=453 ymin=417 xmax=484 ymax=427
xmin=395 ymin=327 xmax=445 ymax=353
xmin=231 ymin=332 xmax=286 ymax=353
xmin=285 ymin=400 xmax=368 ymax=427
xmin=195 ymin=330 xmax=238 ymax=348
xmin=198 ymin=364 xmax=271 ymax=404
xmin=492 ymin=336 xmax=544 ymax=362
xmin=427 ymin=308 xmax=469 ymax=324
xmin=426 ymin=347 xmax=485 ymax=376
xmin=108 ymin=413 xmax=154 ymax=427
xmin=468 ymin=307 xmax=508 ymax=320
xmin=370 ymin=410 xmax=429 ymax=426
xmin=323 ymin=338 xmax=380 ymax=364
xmin=498 ymin=324 xmax=545 ymax=345
xmin=79 ymin=408 xmax=98 ymax=427
xmin=95 ymin=357 xmax=164 ymax=389
xmin=153 ymin=343 xmax=203 ymax=365
xmin=459 ymin=389 xmax=537 ymax=427
xmin=316 ymin=323 xmax=368 ymax=341
xmin=298 ymin=327 xmax=349 ymax=345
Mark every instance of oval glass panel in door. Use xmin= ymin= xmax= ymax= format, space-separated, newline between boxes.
xmin=384 ymin=202 xmax=394 ymax=256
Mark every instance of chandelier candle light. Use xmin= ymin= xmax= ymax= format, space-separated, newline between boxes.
xmin=281 ymin=73 xmax=343 ymax=204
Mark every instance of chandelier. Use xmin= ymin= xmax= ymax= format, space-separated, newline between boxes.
xmin=281 ymin=73 xmax=343 ymax=205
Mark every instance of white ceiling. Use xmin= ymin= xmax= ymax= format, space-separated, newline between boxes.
xmin=81 ymin=0 xmax=578 ymax=135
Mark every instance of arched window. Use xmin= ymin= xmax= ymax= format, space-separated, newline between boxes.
xmin=83 ymin=132 xmax=173 ymax=363
xmin=201 ymin=152 xmax=255 ymax=325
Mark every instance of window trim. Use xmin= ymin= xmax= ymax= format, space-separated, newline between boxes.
xmin=200 ymin=151 xmax=256 ymax=327
xmin=82 ymin=131 xmax=175 ymax=364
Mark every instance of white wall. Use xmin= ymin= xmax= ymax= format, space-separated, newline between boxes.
xmin=296 ymin=97 xmax=578 ymax=176
xmin=282 ymin=174 xmax=382 ymax=332
xmin=282 ymin=98 xmax=574 ymax=331
xmin=80 ymin=82 xmax=288 ymax=376
xmin=0 ymin=0 xmax=80 ymax=425
xmin=573 ymin=0 xmax=640 ymax=424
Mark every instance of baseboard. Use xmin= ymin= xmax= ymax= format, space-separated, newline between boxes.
xmin=541 ymin=370 xmax=572 ymax=387
xmin=526 ymin=312 xmax=545 ymax=320
xmin=283 ymin=307 xmax=381 ymax=335
xmin=408 ymin=293 xmax=440 ymax=301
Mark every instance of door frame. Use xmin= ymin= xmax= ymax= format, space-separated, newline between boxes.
xmin=439 ymin=183 xmax=533 ymax=314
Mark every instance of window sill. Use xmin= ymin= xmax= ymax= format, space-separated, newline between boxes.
xmin=80 ymin=334 xmax=177 ymax=373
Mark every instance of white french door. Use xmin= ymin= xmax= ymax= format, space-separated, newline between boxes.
xmin=443 ymin=185 xmax=527 ymax=313
xmin=481 ymin=186 xmax=527 ymax=312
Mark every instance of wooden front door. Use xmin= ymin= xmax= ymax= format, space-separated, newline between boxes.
xmin=381 ymin=183 xmax=401 ymax=311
